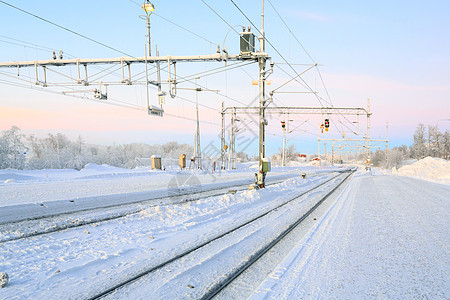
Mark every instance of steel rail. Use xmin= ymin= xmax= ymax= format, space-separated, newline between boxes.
xmin=0 ymin=176 xmax=295 ymax=243
xmin=86 ymin=169 xmax=352 ymax=300
xmin=202 ymin=169 xmax=355 ymax=299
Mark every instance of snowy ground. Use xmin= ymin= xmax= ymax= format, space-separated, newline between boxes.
xmin=0 ymin=163 xmax=330 ymax=208
xmin=252 ymin=173 xmax=449 ymax=299
xmin=0 ymin=160 xmax=449 ymax=299
xmin=393 ymin=156 xmax=450 ymax=185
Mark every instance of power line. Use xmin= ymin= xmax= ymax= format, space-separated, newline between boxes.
xmin=158 ymin=65 xmax=251 ymax=107
xmin=200 ymin=0 xmax=241 ymax=38
xmin=0 ymin=0 xmax=256 ymax=111
xmin=164 ymin=111 xmax=221 ymax=127
xmin=174 ymin=94 xmax=219 ymax=112
xmin=0 ymin=1 xmax=240 ymax=130
xmin=127 ymin=0 xmax=217 ymax=47
xmin=0 ymin=77 xmax=221 ymax=127
xmin=229 ymin=0 xmax=336 ymax=110
xmin=177 ymin=61 xmax=254 ymax=83
xmin=265 ymin=0 xmax=361 ymax=134
xmin=154 ymin=12 xmax=217 ymax=47
xmin=266 ymin=0 xmax=315 ymax=64
xmin=0 ymin=0 xmax=137 ymax=58
xmin=0 ymin=34 xmax=55 ymax=52
xmin=0 ymin=39 xmax=52 ymax=53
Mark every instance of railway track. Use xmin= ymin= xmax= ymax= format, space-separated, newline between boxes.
xmin=0 ymin=173 xmax=311 ymax=243
xmin=86 ymin=168 xmax=355 ymax=299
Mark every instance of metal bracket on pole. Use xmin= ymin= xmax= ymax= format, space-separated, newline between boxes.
xmin=34 ymin=61 xmax=38 ymax=85
xmin=221 ymin=101 xmax=226 ymax=170
xmin=83 ymin=64 xmax=89 ymax=86
xmin=120 ymin=58 xmax=132 ymax=85
xmin=76 ymin=59 xmax=82 ymax=84
xmin=168 ymin=58 xmax=177 ymax=98
xmin=42 ymin=66 xmax=47 ymax=87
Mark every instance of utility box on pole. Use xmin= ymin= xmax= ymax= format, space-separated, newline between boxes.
xmin=261 ymin=157 xmax=271 ymax=172
xmin=240 ymin=29 xmax=255 ymax=58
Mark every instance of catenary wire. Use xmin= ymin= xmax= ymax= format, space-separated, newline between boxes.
xmin=0 ymin=1 xmax=138 ymax=58
xmin=127 ymin=0 xmax=217 ymax=47
xmin=265 ymin=0 xmax=359 ymax=132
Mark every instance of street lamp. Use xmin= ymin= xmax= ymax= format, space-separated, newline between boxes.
xmin=140 ymin=1 xmax=163 ymax=116
xmin=141 ymin=0 xmax=155 ymax=56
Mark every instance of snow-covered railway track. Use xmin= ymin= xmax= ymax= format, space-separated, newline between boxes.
xmin=87 ymin=169 xmax=355 ymax=299
xmin=0 ymin=176 xmax=296 ymax=243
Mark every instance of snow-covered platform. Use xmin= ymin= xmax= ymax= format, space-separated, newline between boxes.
xmin=252 ymin=172 xmax=450 ymax=298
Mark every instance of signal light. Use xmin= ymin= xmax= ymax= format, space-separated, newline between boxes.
xmin=281 ymin=121 xmax=286 ymax=130
xmin=324 ymin=119 xmax=330 ymax=128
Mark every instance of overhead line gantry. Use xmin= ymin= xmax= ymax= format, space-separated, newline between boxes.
xmin=0 ymin=0 xmax=274 ymax=187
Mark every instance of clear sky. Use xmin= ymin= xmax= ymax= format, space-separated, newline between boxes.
xmin=0 ymin=0 xmax=449 ymax=156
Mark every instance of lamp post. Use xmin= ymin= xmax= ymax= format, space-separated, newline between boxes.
xmin=141 ymin=1 xmax=162 ymax=116
xmin=142 ymin=1 xmax=155 ymax=57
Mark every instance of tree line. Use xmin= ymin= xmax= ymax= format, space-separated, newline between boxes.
xmin=0 ymin=126 xmax=193 ymax=170
xmin=1 ymin=123 xmax=448 ymax=170
xmin=371 ymin=123 xmax=449 ymax=168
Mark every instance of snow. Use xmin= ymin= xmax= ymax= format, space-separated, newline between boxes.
xmin=0 ymin=161 xmax=448 ymax=299
xmin=251 ymin=172 xmax=450 ymax=299
xmin=0 ymin=170 xmax=339 ymax=299
xmin=393 ymin=156 xmax=450 ymax=184
xmin=0 ymin=164 xmax=312 ymax=224
xmin=0 ymin=163 xmax=336 ymax=209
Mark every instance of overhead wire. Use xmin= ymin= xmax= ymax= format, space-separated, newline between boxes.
xmin=0 ymin=34 xmax=56 ymax=52
xmin=228 ymin=0 xmax=327 ymax=107
xmin=2 ymin=1 xmax=323 ymax=133
xmin=0 ymin=1 xmax=138 ymax=58
xmin=177 ymin=61 xmax=254 ymax=84
xmin=266 ymin=0 xmax=315 ymax=64
xmin=0 ymin=3 xmax=223 ymax=116
xmin=265 ymin=0 xmax=360 ymax=134
xmin=158 ymin=66 xmax=252 ymax=107
xmin=200 ymin=0 xmax=241 ymax=38
xmin=0 ymin=0 xmax=256 ymax=116
xmin=226 ymin=0 xmax=364 ymax=142
xmin=127 ymin=0 xmax=217 ymax=47
xmin=0 ymin=75 xmax=221 ymax=127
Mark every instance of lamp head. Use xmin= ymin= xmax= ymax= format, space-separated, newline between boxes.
xmin=142 ymin=1 xmax=155 ymax=14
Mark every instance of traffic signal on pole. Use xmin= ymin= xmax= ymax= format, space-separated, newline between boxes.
xmin=281 ymin=121 xmax=286 ymax=130
xmin=324 ymin=119 xmax=330 ymax=128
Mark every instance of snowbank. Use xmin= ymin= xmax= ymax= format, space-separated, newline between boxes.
xmin=392 ymin=157 xmax=450 ymax=185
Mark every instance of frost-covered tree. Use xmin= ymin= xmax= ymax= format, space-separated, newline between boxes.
xmin=371 ymin=150 xmax=386 ymax=167
xmin=25 ymin=133 xmax=93 ymax=170
xmin=396 ymin=144 xmax=410 ymax=158
xmin=442 ymin=130 xmax=450 ymax=160
xmin=411 ymin=123 xmax=426 ymax=159
xmin=427 ymin=125 xmax=440 ymax=157
xmin=0 ymin=126 xmax=27 ymax=169
xmin=236 ymin=151 xmax=249 ymax=162
xmin=372 ymin=147 xmax=405 ymax=169
xmin=387 ymin=149 xmax=404 ymax=168
xmin=275 ymin=144 xmax=299 ymax=163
